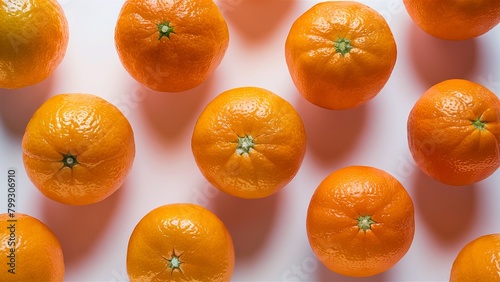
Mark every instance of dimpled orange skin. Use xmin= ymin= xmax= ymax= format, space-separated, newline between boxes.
xmin=407 ymin=79 xmax=500 ymax=186
xmin=450 ymin=234 xmax=500 ymax=281
xmin=22 ymin=93 xmax=135 ymax=205
xmin=285 ymin=1 xmax=397 ymax=110
xmin=0 ymin=213 xmax=64 ymax=281
xmin=127 ymin=203 xmax=235 ymax=282
xmin=403 ymin=0 xmax=500 ymax=41
xmin=191 ymin=87 xmax=307 ymax=199
xmin=114 ymin=0 xmax=229 ymax=92
xmin=306 ymin=166 xmax=415 ymax=277
xmin=0 ymin=0 xmax=68 ymax=89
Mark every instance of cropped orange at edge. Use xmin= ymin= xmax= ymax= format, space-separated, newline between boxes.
xmin=450 ymin=233 xmax=500 ymax=281
xmin=22 ymin=93 xmax=135 ymax=205
xmin=191 ymin=87 xmax=307 ymax=199
xmin=0 ymin=0 xmax=69 ymax=89
xmin=407 ymin=79 xmax=500 ymax=186
xmin=127 ymin=203 xmax=235 ymax=282
xmin=0 ymin=213 xmax=64 ymax=281
xmin=403 ymin=0 xmax=500 ymax=40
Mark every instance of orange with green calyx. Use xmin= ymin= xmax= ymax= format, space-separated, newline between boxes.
xmin=306 ymin=166 xmax=415 ymax=277
xmin=285 ymin=1 xmax=397 ymax=110
xmin=22 ymin=93 xmax=135 ymax=205
xmin=191 ymin=87 xmax=307 ymax=199
xmin=126 ymin=203 xmax=235 ymax=281
xmin=407 ymin=79 xmax=500 ymax=186
xmin=114 ymin=0 xmax=229 ymax=92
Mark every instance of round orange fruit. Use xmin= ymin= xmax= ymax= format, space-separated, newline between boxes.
xmin=0 ymin=213 xmax=64 ymax=281
xmin=127 ymin=203 xmax=235 ymax=282
xmin=0 ymin=0 xmax=68 ymax=89
xmin=22 ymin=93 xmax=135 ymax=205
xmin=285 ymin=1 xmax=397 ymax=110
xmin=450 ymin=234 xmax=500 ymax=281
xmin=115 ymin=0 xmax=229 ymax=92
xmin=306 ymin=166 xmax=415 ymax=277
xmin=407 ymin=79 xmax=500 ymax=186
xmin=191 ymin=87 xmax=307 ymax=199
xmin=403 ymin=0 xmax=500 ymax=40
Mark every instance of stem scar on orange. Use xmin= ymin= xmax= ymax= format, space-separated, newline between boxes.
xmin=126 ymin=203 xmax=235 ymax=282
xmin=285 ymin=1 xmax=397 ymax=110
xmin=22 ymin=93 xmax=135 ymax=205
xmin=407 ymin=79 xmax=500 ymax=186
xmin=191 ymin=87 xmax=307 ymax=199
xmin=114 ymin=0 xmax=229 ymax=92
xmin=0 ymin=0 xmax=69 ymax=89
xmin=306 ymin=166 xmax=415 ymax=277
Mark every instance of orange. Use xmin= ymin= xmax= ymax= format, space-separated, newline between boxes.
xmin=403 ymin=0 xmax=500 ymax=40
xmin=0 ymin=0 xmax=68 ymax=89
xmin=0 ymin=213 xmax=64 ymax=281
xmin=114 ymin=0 xmax=229 ymax=92
xmin=450 ymin=234 xmax=500 ymax=281
xmin=22 ymin=93 xmax=135 ymax=205
xmin=191 ymin=87 xmax=307 ymax=199
xmin=285 ymin=1 xmax=397 ymax=110
xmin=407 ymin=79 xmax=500 ymax=186
xmin=306 ymin=166 xmax=415 ymax=277
xmin=127 ymin=203 xmax=235 ymax=281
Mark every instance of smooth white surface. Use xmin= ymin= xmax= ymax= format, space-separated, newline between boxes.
xmin=1 ymin=0 xmax=500 ymax=281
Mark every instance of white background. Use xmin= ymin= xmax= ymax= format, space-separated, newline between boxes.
xmin=1 ymin=0 xmax=500 ymax=281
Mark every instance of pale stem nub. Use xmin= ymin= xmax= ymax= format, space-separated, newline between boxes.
xmin=357 ymin=214 xmax=376 ymax=231
xmin=334 ymin=36 xmax=353 ymax=57
xmin=157 ymin=21 xmax=175 ymax=40
xmin=236 ymin=135 xmax=254 ymax=155
xmin=62 ymin=152 xmax=78 ymax=169
xmin=472 ymin=118 xmax=486 ymax=131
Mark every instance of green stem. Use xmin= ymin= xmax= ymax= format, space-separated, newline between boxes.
xmin=61 ymin=152 xmax=78 ymax=168
xmin=166 ymin=250 xmax=183 ymax=273
xmin=472 ymin=118 xmax=486 ymax=131
xmin=236 ymin=135 xmax=254 ymax=155
xmin=158 ymin=22 xmax=175 ymax=40
xmin=334 ymin=36 xmax=353 ymax=56
xmin=357 ymin=215 xmax=376 ymax=231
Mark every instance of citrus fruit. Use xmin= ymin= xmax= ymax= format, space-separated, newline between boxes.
xmin=0 ymin=213 xmax=64 ymax=281
xmin=114 ymin=0 xmax=229 ymax=92
xmin=306 ymin=166 xmax=415 ymax=277
xmin=450 ymin=234 xmax=500 ymax=281
xmin=191 ymin=87 xmax=307 ymax=199
xmin=285 ymin=1 xmax=397 ymax=110
xmin=407 ymin=79 xmax=500 ymax=186
xmin=22 ymin=93 xmax=135 ymax=205
xmin=0 ymin=0 xmax=69 ymax=89
xmin=127 ymin=203 xmax=235 ymax=282
xmin=403 ymin=0 xmax=500 ymax=40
